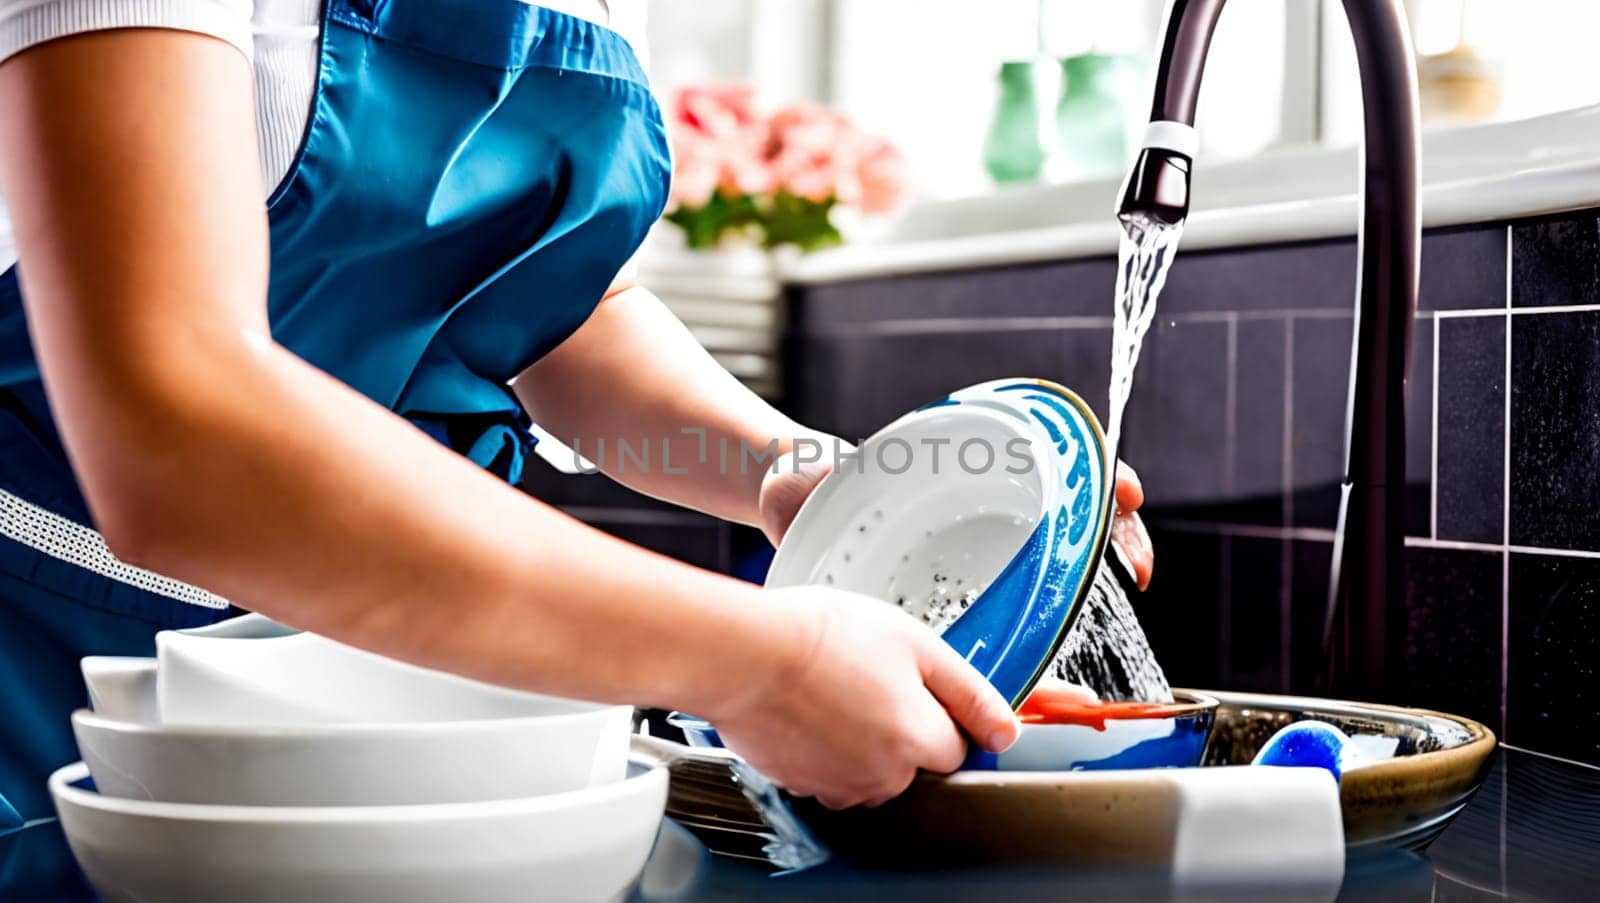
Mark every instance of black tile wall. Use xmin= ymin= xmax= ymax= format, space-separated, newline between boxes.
xmin=1230 ymin=318 xmax=1289 ymax=524
xmin=787 ymin=324 xmax=1097 ymax=441
xmin=1402 ymin=546 xmax=1504 ymax=732
xmin=1436 ymin=315 xmax=1506 ymax=544
xmin=1288 ymin=538 xmax=1334 ymax=695
xmin=1512 ymin=214 xmax=1600 ymax=308
xmin=1119 ymin=319 xmax=1230 ymax=507
xmin=1223 ymin=536 xmax=1287 ymax=692
xmin=1133 ymin=526 xmax=1224 ymax=689
xmin=499 ymin=209 xmax=1600 ymax=768
xmin=1506 ymin=553 xmax=1600 ymax=765
xmin=1421 ymin=226 xmax=1507 ymax=311
xmin=1159 ymin=238 xmax=1355 ymax=314
xmin=1289 ymin=314 xmax=1353 ymax=529
xmin=1510 ymin=309 xmax=1600 ymax=551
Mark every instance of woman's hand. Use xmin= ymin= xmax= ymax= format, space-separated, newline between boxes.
xmin=761 ymin=449 xmax=1156 ymax=590
xmin=1112 ymin=462 xmax=1154 ymax=590
xmin=706 ymin=585 xmax=1020 ymax=810
xmin=757 ymin=440 xmax=846 ymax=547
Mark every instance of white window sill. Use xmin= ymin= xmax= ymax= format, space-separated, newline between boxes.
xmin=784 ymin=104 xmax=1600 ymax=285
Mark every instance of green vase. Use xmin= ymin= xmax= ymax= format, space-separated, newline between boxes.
xmin=1054 ymin=53 xmax=1135 ymax=180
xmin=984 ymin=61 xmax=1044 ymax=184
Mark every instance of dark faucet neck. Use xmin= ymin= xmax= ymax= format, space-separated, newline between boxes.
xmin=1125 ymin=0 xmax=1421 ymax=699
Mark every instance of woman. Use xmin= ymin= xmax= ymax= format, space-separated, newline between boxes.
xmin=0 ymin=0 xmax=1153 ymax=892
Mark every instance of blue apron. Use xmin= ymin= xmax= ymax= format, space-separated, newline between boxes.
xmin=0 ymin=0 xmax=668 ymax=894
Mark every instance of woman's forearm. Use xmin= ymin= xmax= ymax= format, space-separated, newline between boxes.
xmin=0 ymin=28 xmax=794 ymax=717
xmin=515 ymin=284 xmax=828 ymax=525
xmin=112 ymin=332 xmax=793 ymax=714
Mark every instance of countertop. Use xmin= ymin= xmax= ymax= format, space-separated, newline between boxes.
xmin=41 ymin=748 xmax=1594 ymax=900
xmin=654 ymin=747 xmax=1599 ymax=902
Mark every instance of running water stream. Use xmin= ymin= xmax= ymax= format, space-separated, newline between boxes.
xmin=1046 ymin=213 xmax=1186 ymax=703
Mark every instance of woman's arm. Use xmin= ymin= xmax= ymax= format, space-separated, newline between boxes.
xmin=515 ymin=280 xmax=824 ymax=527
xmin=0 ymin=27 xmax=763 ymax=715
xmin=0 ymin=28 xmax=1015 ymax=808
xmin=522 ymin=283 xmax=1159 ymax=584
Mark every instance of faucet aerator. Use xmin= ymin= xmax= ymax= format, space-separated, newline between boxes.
xmin=1117 ymin=147 xmax=1192 ymax=228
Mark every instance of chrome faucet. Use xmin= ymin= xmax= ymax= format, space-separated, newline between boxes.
xmin=1118 ymin=0 xmax=1421 ymax=699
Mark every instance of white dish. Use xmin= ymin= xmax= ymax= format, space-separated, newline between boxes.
xmin=77 ymin=658 xmax=630 ymax=806
xmin=766 ymin=400 xmax=1044 ymax=630
xmin=157 ymin=614 xmax=599 ymax=725
xmin=81 ymin=657 xmax=159 ymax=724
xmin=51 ymin=759 xmax=668 ymax=903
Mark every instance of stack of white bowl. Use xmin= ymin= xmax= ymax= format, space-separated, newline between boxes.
xmin=50 ymin=615 xmax=665 ymax=903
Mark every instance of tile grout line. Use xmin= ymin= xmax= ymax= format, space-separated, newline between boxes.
xmin=1167 ymin=309 xmax=1352 ymax=323
xmin=1151 ymin=522 xmax=1600 ymax=561
xmin=1418 ymin=537 xmax=1600 ymax=560
xmin=1431 ymin=311 xmax=1441 ymax=540
xmin=815 ymin=301 xmax=1600 ymax=339
xmin=1504 ymin=542 xmax=1600 ymax=560
xmin=1501 ymin=223 xmax=1513 ymax=745
xmin=1434 ymin=301 xmax=1600 ymax=319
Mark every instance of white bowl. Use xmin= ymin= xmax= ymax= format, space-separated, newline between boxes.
xmin=768 ymin=400 xmax=1045 ymax=628
xmin=51 ymin=759 xmax=667 ymax=903
xmin=766 ymin=379 xmax=1113 ymax=706
xmin=156 ymin=614 xmax=603 ymax=725
xmin=81 ymin=657 xmax=159 ymax=724
xmin=76 ymin=658 xmax=631 ymax=806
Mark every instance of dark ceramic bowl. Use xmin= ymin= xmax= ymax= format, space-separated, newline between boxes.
xmin=647 ymin=690 xmax=1497 ymax=869
xmin=1200 ymin=690 xmax=1498 ymax=854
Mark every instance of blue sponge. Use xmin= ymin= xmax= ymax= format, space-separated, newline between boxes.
xmin=1251 ymin=720 xmax=1355 ymax=780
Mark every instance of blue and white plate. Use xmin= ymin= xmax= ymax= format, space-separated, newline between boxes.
xmin=766 ymin=379 xmax=1114 ymax=706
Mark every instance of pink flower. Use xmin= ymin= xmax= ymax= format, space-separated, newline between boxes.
xmin=664 ymin=82 xmax=909 ymax=238
xmin=668 ymin=130 xmax=721 ymax=210
xmin=667 ymin=84 xmax=776 ymax=209
xmin=675 ymin=84 xmax=757 ymax=138
xmin=766 ymin=104 xmax=849 ymax=203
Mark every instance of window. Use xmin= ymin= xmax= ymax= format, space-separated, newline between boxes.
xmin=645 ymin=0 xmax=1600 ymax=205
